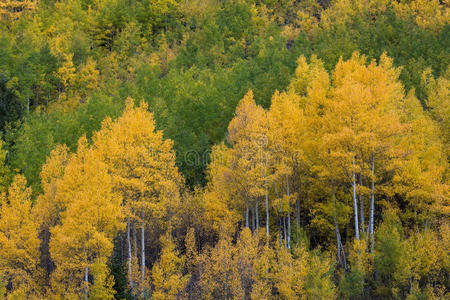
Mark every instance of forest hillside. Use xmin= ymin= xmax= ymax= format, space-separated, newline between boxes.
xmin=0 ymin=0 xmax=449 ymax=299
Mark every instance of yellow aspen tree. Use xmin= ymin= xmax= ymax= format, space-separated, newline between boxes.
xmin=322 ymin=52 xmax=403 ymax=248
xmin=251 ymin=237 xmax=274 ymax=300
xmin=72 ymin=57 xmax=100 ymax=100
xmin=151 ymin=233 xmax=189 ymax=300
xmin=393 ymin=0 xmax=449 ymax=34
xmin=406 ymin=230 xmax=443 ymax=286
xmin=267 ymin=90 xmax=304 ymax=248
xmin=288 ymin=55 xmax=330 ymax=100
xmin=272 ymin=246 xmax=309 ymax=299
xmin=54 ymin=53 xmax=76 ymax=101
xmin=49 ymin=137 xmax=123 ymax=299
xmin=422 ymin=67 xmax=450 ymax=155
xmin=227 ymin=90 xmax=270 ymax=234
xmin=184 ymin=228 xmax=197 ymax=299
xmin=233 ymin=228 xmax=263 ymax=298
xmin=0 ymin=175 xmax=42 ymax=298
xmin=32 ymin=144 xmax=71 ymax=290
xmin=203 ymin=142 xmax=241 ymax=234
xmin=33 ymin=145 xmax=71 ymax=229
xmin=197 ymin=228 xmax=270 ymax=299
xmin=290 ymin=54 xmax=349 ymax=267
xmin=93 ymin=98 xmax=182 ymax=296
xmin=393 ymin=92 xmax=448 ymax=225
xmin=305 ymin=253 xmax=336 ymax=299
xmin=197 ymin=233 xmax=241 ymax=299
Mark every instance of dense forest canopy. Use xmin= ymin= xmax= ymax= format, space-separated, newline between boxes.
xmin=0 ymin=0 xmax=448 ymax=299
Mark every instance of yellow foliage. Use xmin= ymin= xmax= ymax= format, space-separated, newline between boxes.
xmin=393 ymin=0 xmax=449 ymax=34
xmin=151 ymin=233 xmax=189 ymax=299
xmin=49 ymin=137 xmax=123 ymax=298
xmin=0 ymin=175 xmax=42 ymax=298
xmin=273 ymin=246 xmax=309 ymax=299
xmin=0 ymin=0 xmax=39 ymax=24
xmin=94 ymin=98 xmax=182 ymax=222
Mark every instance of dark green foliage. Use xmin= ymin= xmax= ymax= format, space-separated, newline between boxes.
xmin=0 ymin=75 xmax=22 ymax=131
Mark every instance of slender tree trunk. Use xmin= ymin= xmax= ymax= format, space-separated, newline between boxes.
xmin=335 ymin=221 xmax=342 ymax=264
xmin=245 ymin=191 xmax=249 ymax=228
xmin=283 ymin=216 xmax=287 ymax=248
xmin=141 ymin=211 xmax=145 ymax=282
xmin=287 ymin=214 xmax=291 ymax=249
xmin=296 ymin=177 xmax=301 ymax=227
xmin=352 ymin=156 xmax=360 ymax=240
xmin=133 ymin=221 xmax=137 ymax=261
xmin=369 ymin=153 xmax=375 ymax=254
xmin=286 ymin=176 xmax=291 ymax=249
xmin=26 ymin=96 xmax=29 ymax=113
xmin=252 ymin=202 xmax=256 ymax=231
xmin=127 ymin=220 xmax=133 ymax=292
xmin=359 ymin=173 xmax=365 ymax=233
xmin=275 ymin=184 xmax=282 ymax=248
xmin=84 ymin=246 xmax=89 ymax=298
xmin=265 ymin=178 xmax=269 ymax=239
xmin=84 ymin=265 xmax=89 ymax=287
xmin=255 ymin=200 xmax=259 ymax=229
xmin=332 ymin=176 xmax=347 ymax=269
xmin=338 ymin=233 xmax=347 ymax=270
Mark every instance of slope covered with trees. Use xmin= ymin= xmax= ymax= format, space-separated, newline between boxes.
xmin=0 ymin=0 xmax=449 ymax=299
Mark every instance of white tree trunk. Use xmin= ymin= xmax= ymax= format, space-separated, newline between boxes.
xmin=252 ymin=202 xmax=256 ymax=230
xmin=84 ymin=247 xmax=89 ymax=297
xmin=287 ymin=215 xmax=291 ymax=249
xmin=359 ymin=173 xmax=365 ymax=233
xmin=369 ymin=153 xmax=375 ymax=253
xmin=286 ymin=175 xmax=291 ymax=249
xmin=141 ymin=211 xmax=145 ymax=282
xmin=127 ymin=220 xmax=133 ymax=292
xmin=332 ymin=176 xmax=346 ymax=269
xmin=245 ymin=191 xmax=249 ymax=228
xmin=133 ymin=222 xmax=137 ymax=260
xmin=274 ymin=184 xmax=282 ymax=249
xmin=255 ymin=200 xmax=259 ymax=229
xmin=352 ymin=156 xmax=360 ymax=240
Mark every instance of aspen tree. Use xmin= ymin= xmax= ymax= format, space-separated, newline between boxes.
xmin=422 ymin=67 xmax=449 ymax=154
xmin=272 ymin=246 xmax=309 ymax=299
xmin=289 ymin=54 xmax=349 ymax=266
xmin=198 ymin=233 xmax=240 ymax=299
xmin=151 ymin=233 xmax=189 ymax=299
xmin=322 ymin=52 xmax=403 ymax=244
xmin=203 ymin=142 xmax=241 ymax=234
xmin=32 ymin=145 xmax=70 ymax=288
xmin=227 ymin=91 xmax=270 ymax=233
xmin=93 ymin=98 xmax=182 ymax=295
xmin=49 ymin=137 xmax=123 ymax=298
xmin=0 ymin=175 xmax=42 ymax=298
xmin=393 ymin=91 xmax=448 ymax=225
xmin=267 ymin=91 xmax=304 ymax=248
